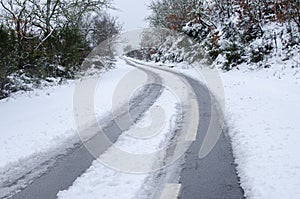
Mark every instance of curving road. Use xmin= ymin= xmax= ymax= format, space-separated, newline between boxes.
xmin=6 ymin=58 xmax=244 ymax=199
xmin=8 ymin=66 xmax=163 ymax=199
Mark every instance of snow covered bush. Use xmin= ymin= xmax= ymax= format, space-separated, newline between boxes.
xmin=146 ymin=0 xmax=300 ymax=70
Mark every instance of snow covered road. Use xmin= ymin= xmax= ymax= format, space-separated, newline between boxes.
xmin=6 ymin=60 xmax=164 ymax=199
xmin=1 ymin=58 xmax=244 ymax=199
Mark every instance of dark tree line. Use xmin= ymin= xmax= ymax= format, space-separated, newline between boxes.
xmin=0 ymin=0 xmax=122 ymax=99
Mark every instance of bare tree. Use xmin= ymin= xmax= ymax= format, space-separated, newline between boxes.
xmin=0 ymin=0 xmax=36 ymax=44
xmin=0 ymin=0 xmax=113 ymax=50
xmin=147 ymin=0 xmax=197 ymax=30
xmin=87 ymin=13 xmax=122 ymax=47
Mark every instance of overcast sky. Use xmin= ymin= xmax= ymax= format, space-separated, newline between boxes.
xmin=110 ymin=0 xmax=151 ymax=31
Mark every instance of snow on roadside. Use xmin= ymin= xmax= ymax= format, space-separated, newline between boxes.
xmin=221 ymin=65 xmax=300 ymax=199
xmin=0 ymin=59 xmax=136 ymax=197
xmin=57 ymin=89 xmax=180 ymax=199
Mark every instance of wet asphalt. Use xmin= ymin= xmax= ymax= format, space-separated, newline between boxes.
xmin=178 ymin=76 xmax=244 ymax=199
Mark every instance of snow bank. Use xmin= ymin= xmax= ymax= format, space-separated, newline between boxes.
xmin=222 ymin=65 xmax=300 ymax=199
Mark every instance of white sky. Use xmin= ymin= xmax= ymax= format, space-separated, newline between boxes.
xmin=110 ymin=0 xmax=151 ymax=31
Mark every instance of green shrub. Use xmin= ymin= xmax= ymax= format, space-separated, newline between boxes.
xmin=222 ymin=43 xmax=244 ymax=70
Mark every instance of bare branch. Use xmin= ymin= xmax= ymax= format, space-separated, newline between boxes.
xmin=0 ymin=0 xmax=17 ymax=19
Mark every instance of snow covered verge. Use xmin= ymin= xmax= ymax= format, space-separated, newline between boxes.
xmin=221 ymin=65 xmax=300 ymax=199
xmin=57 ymin=89 xmax=180 ymax=199
xmin=216 ymin=40 xmax=300 ymax=199
xmin=0 ymin=59 xmax=137 ymax=198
